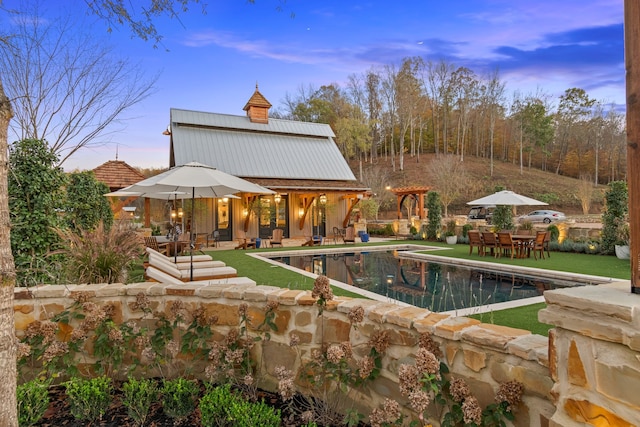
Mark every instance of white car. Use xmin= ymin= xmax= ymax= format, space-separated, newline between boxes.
xmin=517 ymin=210 xmax=566 ymax=224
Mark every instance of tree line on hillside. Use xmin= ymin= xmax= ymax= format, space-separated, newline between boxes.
xmin=274 ymin=57 xmax=626 ymax=186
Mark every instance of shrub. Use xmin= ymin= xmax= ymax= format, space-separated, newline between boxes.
xmin=461 ymin=223 xmax=473 ymax=238
xmin=601 ymin=180 xmax=628 ymax=254
xmin=9 ymin=138 xmax=67 ymax=286
xmin=17 ymin=378 xmax=51 ymax=427
xmin=200 ymin=384 xmax=281 ymax=427
xmin=161 ymin=378 xmax=200 ymax=422
xmin=547 ymin=224 xmax=560 ymax=242
xmin=200 ymin=384 xmax=238 ymax=427
xmin=65 ymin=376 xmax=113 ymax=423
xmin=65 ymin=170 xmax=114 ymax=231
xmin=122 ymin=377 xmax=158 ymax=427
xmin=426 ymin=191 xmax=442 ymax=239
xmin=55 ymin=221 xmax=144 ymax=284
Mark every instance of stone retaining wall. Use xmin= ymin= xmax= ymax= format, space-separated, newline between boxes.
xmin=18 ymin=280 xmax=640 ymax=425
xmin=14 ymin=281 xmax=556 ymax=425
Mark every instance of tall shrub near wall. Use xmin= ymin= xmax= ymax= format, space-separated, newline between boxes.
xmin=600 ymin=180 xmax=628 ymax=255
xmin=426 ymin=191 xmax=442 ymax=240
xmin=8 ymin=139 xmax=67 ymax=286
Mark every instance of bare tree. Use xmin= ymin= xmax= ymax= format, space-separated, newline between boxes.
xmin=0 ymin=8 xmax=157 ymax=165
xmin=479 ymin=69 xmax=506 ymax=176
xmin=576 ymin=174 xmax=594 ymax=214
xmin=0 ymin=2 xmax=200 ymax=425
xmin=429 ymin=154 xmax=469 ymax=217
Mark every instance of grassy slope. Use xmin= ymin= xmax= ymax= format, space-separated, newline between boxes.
xmin=356 ymin=154 xmax=606 ymax=215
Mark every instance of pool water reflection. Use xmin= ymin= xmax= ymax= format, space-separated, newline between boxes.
xmin=267 ymin=249 xmax=595 ymax=313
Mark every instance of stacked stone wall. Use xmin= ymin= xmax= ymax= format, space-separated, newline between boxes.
xmin=15 ymin=281 xmax=558 ymax=425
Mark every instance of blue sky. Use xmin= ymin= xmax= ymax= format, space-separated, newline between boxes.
xmin=3 ymin=0 xmax=625 ymax=171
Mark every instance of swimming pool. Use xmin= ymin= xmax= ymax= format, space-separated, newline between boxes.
xmin=261 ymin=246 xmax=613 ymax=315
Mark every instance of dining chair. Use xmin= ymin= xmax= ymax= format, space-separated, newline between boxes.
xmin=496 ymin=232 xmax=518 ymax=259
xmin=532 ymin=231 xmax=547 ymax=260
xmin=543 ymin=231 xmax=551 ymax=258
xmin=481 ymin=232 xmax=499 ymax=257
xmin=467 ymin=230 xmax=485 ymax=256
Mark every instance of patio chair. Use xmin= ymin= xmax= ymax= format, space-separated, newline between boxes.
xmin=467 ymin=230 xmax=485 ymax=256
xmin=207 ymin=230 xmax=220 ymax=247
xmin=496 ymin=232 xmax=519 ymax=259
xmin=332 ymin=226 xmax=344 ymax=244
xmin=235 ymin=230 xmax=256 ymax=250
xmin=144 ymin=236 xmax=169 ymax=256
xmin=481 ymin=232 xmax=499 ymax=257
xmin=543 ymin=231 xmax=551 ymax=258
xmin=344 ymin=226 xmax=356 ymax=244
xmin=270 ymin=228 xmax=284 ymax=247
xmin=532 ymin=231 xmax=547 ymax=260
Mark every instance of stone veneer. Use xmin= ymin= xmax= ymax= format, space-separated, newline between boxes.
xmin=539 ymin=281 xmax=640 ymax=426
xmin=14 ymin=280 xmax=572 ymax=426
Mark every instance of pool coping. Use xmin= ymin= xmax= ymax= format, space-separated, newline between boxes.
xmin=250 ymin=244 xmax=618 ymax=315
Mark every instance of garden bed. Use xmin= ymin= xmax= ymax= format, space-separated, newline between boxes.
xmin=32 ymin=380 xmax=370 ymax=427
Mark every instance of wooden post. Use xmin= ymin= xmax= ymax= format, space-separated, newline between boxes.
xmin=625 ymin=0 xmax=640 ymax=292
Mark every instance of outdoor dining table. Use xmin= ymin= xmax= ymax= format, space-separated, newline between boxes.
xmin=511 ymin=234 xmax=536 ymax=258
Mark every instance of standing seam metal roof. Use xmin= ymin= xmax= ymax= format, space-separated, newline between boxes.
xmin=170 ymin=108 xmax=355 ymax=181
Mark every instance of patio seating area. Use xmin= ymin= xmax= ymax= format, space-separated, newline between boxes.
xmin=468 ymin=230 xmax=549 ymax=260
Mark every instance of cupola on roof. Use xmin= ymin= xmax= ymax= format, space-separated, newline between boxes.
xmin=243 ymin=84 xmax=272 ymax=124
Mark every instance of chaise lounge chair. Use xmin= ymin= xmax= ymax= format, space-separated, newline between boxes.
xmin=145 ymin=247 xmax=237 ymax=281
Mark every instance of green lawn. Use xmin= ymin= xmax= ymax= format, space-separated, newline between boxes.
xmin=135 ymin=240 xmax=631 ymax=336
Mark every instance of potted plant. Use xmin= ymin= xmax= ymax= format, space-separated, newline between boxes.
xmin=518 ymin=220 xmax=534 ymax=235
xmin=444 ymin=220 xmax=457 ymax=244
xmin=614 ymin=221 xmax=630 ymax=259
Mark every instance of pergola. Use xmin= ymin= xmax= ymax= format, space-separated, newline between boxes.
xmin=390 ymin=186 xmax=431 ymax=220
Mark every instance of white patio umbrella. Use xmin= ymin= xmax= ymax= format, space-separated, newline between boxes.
xmin=467 ymin=190 xmax=548 ymax=207
xmin=106 ymin=162 xmax=274 ymax=279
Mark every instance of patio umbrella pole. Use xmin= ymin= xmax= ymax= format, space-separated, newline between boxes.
xmin=190 ymin=187 xmax=195 ymax=281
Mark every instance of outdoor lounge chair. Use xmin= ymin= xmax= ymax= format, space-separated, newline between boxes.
xmin=145 ymin=266 xmax=256 ymax=286
xmin=270 ymin=228 xmax=284 ymax=247
xmin=146 ymin=247 xmax=225 ymax=269
xmin=302 ymin=235 xmax=323 ymax=246
xmin=235 ymin=230 xmax=256 ymax=250
xmin=145 ymin=248 xmax=237 ymax=281
xmin=344 ymin=226 xmax=356 ymax=244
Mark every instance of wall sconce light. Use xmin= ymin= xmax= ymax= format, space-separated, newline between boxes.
xmin=298 ymin=206 xmax=305 ymax=217
xmin=171 ymin=209 xmax=177 ymax=219
xmin=274 ymin=193 xmax=281 ymax=204
xmin=178 ymin=208 xmax=183 ymax=218
xmin=319 ymin=194 xmax=327 ymax=205
xmin=386 ymin=274 xmax=394 ymax=286
xmin=222 ymin=197 xmax=229 ymax=203
xmin=242 ymin=208 xmax=248 ymax=217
